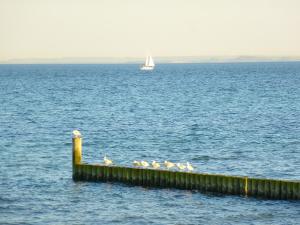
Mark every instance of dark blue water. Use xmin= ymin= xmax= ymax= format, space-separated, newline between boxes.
xmin=0 ymin=62 xmax=299 ymax=224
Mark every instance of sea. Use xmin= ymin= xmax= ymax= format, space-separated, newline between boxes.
xmin=0 ymin=62 xmax=299 ymax=224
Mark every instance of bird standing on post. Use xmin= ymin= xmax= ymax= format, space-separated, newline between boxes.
xmin=151 ymin=161 xmax=160 ymax=169
xmin=133 ymin=160 xmax=141 ymax=167
xmin=176 ymin=163 xmax=186 ymax=171
xmin=140 ymin=161 xmax=149 ymax=168
xmin=103 ymin=155 xmax=113 ymax=166
xmin=164 ymin=161 xmax=175 ymax=169
xmin=186 ymin=162 xmax=194 ymax=172
xmin=72 ymin=130 xmax=81 ymax=138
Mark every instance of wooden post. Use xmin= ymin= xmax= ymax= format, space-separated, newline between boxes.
xmin=72 ymin=130 xmax=82 ymax=179
xmin=244 ymin=176 xmax=248 ymax=196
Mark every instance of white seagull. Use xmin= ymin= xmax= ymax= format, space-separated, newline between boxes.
xmin=72 ymin=130 xmax=81 ymax=138
xmin=133 ymin=160 xmax=141 ymax=167
xmin=140 ymin=161 xmax=149 ymax=168
xmin=164 ymin=161 xmax=175 ymax=169
xmin=151 ymin=161 xmax=160 ymax=169
xmin=103 ymin=155 xmax=113 ymax=166
xmin=186 ymin=162 xmax=194 ymax=172
xmin=176 ymin=163 xmax=186 ymax=171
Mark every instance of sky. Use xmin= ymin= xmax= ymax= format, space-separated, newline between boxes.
xmin=0 ymin=0 xmax=300 ymax=62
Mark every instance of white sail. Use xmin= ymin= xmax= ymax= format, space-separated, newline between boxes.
xmin=145 ymin=56 xmax=149 ymax=66
xmin=147 ymin=56 xmax=155 ymax=67
xmin=140 ymin=55 xmax=155 ymax=70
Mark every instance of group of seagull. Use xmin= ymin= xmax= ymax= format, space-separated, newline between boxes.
xmin=73 ymin=131 xmax=195 ymax=172
xmin=133 ymin=160 xmax=194 ymax=172
xmin=103 ymin=155 xmax=194 ymax=172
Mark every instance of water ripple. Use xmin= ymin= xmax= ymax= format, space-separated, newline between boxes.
xmin=0 ymin=63 xmax=300 ymax=224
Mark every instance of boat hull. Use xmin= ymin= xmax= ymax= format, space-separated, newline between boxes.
xmin=140 ymin=66 xmax=154 ymax=71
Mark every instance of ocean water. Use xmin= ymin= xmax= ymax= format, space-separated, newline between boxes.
xmin=0 ymin=62 xmax=299 ymax=224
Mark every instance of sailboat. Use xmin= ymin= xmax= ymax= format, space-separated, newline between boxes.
xmin=140 ymin=56 xmax=155 ymax=71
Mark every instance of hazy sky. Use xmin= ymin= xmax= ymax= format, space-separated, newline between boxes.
xmin=1 ymin=0 xmax=300 ymax=61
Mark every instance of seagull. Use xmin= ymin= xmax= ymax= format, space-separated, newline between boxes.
xmin=164 ymin=161 xmax=175 ymax=169
xmin=140 ymin=161 xmax=149 ymax=168
xmin=151 ymin=161 xmax=160 ymax=169
xmin=103 ymin=155 xmax=113 ymax=166
xmin=72 ymin=130 xmax=81 ymax=138
xmin=133 ymin=160 xmax=141 ymax=167
xmin=176 ymin=163 xmax=186 ymax=171
xmin=186 ymin=162 xmax=194 ymax=172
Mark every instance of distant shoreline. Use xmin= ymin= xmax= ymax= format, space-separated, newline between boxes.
xmin=1 ymin=60 xmax=300 ymax=65
xmin=1 ymin=56 xmax=300 ymax=65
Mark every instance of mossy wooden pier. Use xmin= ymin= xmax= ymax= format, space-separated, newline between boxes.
xmin=72 ymin=134 xmax=300 ymax=200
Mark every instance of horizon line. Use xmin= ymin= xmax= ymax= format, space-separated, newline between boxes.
xmin=1 ymin=55 xmax=300 ymax=64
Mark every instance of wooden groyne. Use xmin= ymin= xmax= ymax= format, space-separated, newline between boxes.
xmin=72 ymin=133 xmax=300 ymax=200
